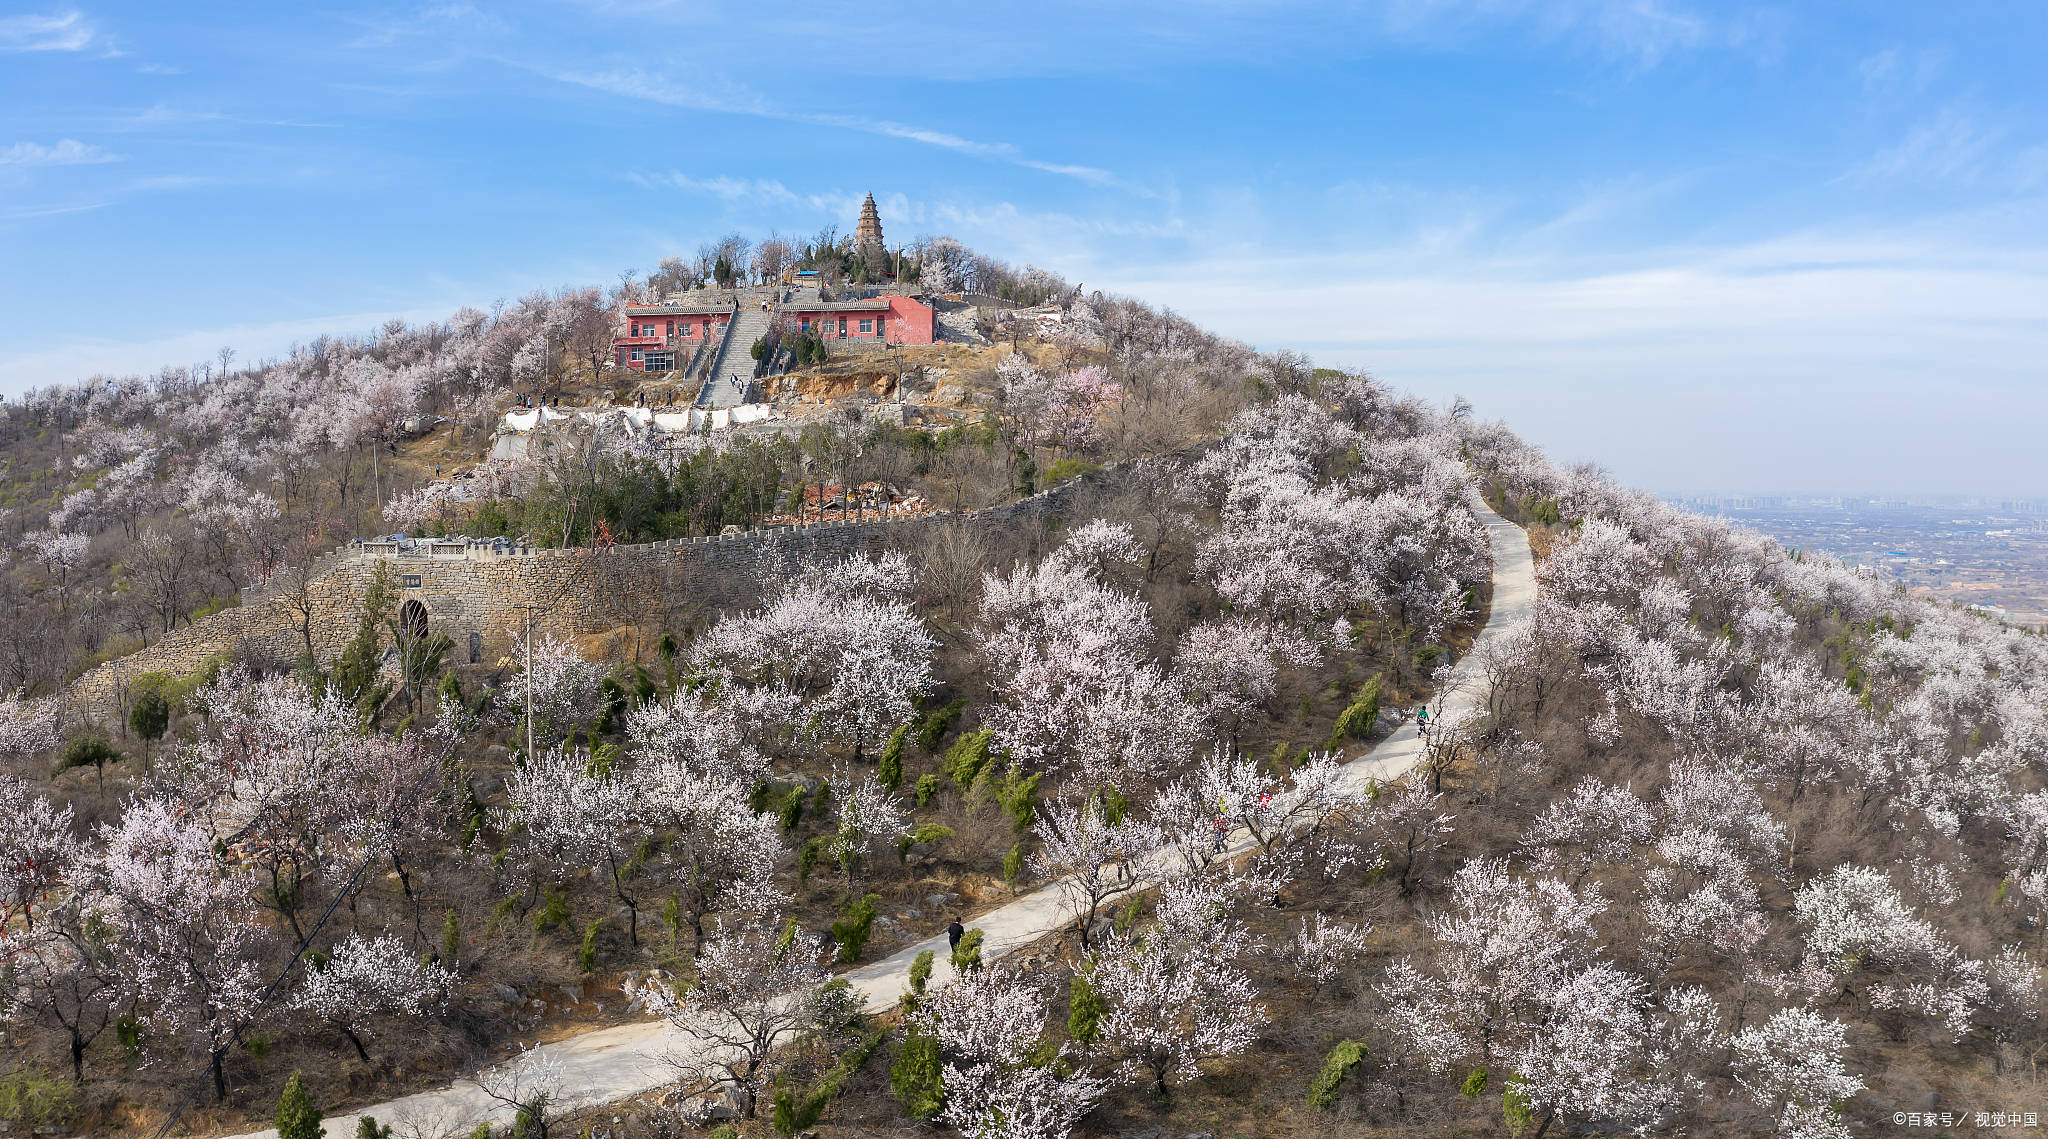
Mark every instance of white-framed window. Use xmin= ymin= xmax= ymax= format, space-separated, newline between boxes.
xmin=838 ymin=318 xmax=848 ymax=336
xmin=630 ymin=348 xmax=643 ymax=362
xmin=858 ymin=319 xmax=873 ymax=334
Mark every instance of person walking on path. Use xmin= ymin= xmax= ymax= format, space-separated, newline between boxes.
xmin=1416 ymin=705 xmax=1431 ymax=737
xmin=947 ymin=917 xmax=964 ymax=952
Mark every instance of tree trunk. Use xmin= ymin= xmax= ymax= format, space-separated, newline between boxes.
xmin=342 ymin=1024 xmax=372 ymax=1064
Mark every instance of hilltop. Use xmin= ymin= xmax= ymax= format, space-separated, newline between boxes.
xmin=3 ymin=233 xmax=2048 ymax=1139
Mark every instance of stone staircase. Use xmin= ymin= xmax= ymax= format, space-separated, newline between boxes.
xmin=700 ymin=305 xmax=776 ymax=407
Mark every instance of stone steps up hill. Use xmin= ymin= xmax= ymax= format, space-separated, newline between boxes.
xmin=701 ymin=306 xmax=776 ymax=407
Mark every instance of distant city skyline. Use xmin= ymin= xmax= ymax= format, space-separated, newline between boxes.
xmin=3 ymin=2 xmax=2044 ymax=495
xmin=1664 ymin=491 xmax=2048 ymax=509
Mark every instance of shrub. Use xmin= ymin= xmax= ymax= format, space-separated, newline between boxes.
xmin=1099 ymin=786 xmax=1129 ymax=825
xmin=908 ymin=950 xmax=934 ymax=996
xmin=532 ymin=884 xmax=569 ymax=933
xmin=950 ymin=927 xmax=983 ymax=973
xmin=798 ymin=837 xmax=825 ymax=889
xmin=1067 ymin=974 xmax=1106 ymax=1050
xmin=1042 ymin=458 xmax=1103 ymax=486
xmin=1502 ymin=1075 xmax=1537 ymax=1133
xmin=0 ymin=1069 xmax=77 ymax=1128
xmin=511 ymin=1094 xmax=549 ymax=1139
xmin=878 ymin=725 xmax=907 ymax=791
xmin=914 ymin=774 xmax=939 ymax=808
xmin=916 ymin=698 xmax=967 ymax=752
xmin=1325 ymin=676 xmax=1381 ymax=750
xmin=598 ymin=677 xmax=628 ymax=733
xmin=773 ymin=1026 xmax=883 ymax=1136
xmin=1113 ymin=894 xmax=1143 ymax=935
xmin=358 ymin=1117 xmax=394 ymax=1139
xmin=779 ymin=787 xmax=807 ymax=832
xmin=812 ymin=778 xmax=832 ymax=816
xmin=1003 ymin=842 xmax=1023 ymax=888
xmin=1306 ymin=1040 xmax=1366 ymax=1110
xmin=1000 ymin=769 xmax=1041 ymax=832
xmin=944 ymin=728 xmax=994 ymax=789
xmin=1461 ymin=1067 xmax=1489 ymax=1097
xmin=275 ymin=1071 xmax=322 ymax=1139
xmin=832 ymin=894 xmax=881 ymax=963
xmin=890 ymin=1030 xmax=944 ymax=1120
xmin=578 ymin=920 xmax=601 ymax=972
xmin=56 ymin=729 xmax=120 ymax=786
xmin=441 ymin=908 xmax=461 ymax=967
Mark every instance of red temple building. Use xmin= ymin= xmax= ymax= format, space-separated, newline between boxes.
xmin=612 ymin=194 xmax=935 ymax=375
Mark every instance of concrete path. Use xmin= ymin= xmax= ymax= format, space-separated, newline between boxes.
xmin=219 ymin=497 xmax=1535 ymax=1139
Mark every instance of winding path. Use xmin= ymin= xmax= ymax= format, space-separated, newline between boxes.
xmin=219 ymin=497 xmax=1535 ymax=1139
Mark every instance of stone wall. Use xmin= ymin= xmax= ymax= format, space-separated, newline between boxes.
xmin=64 ymin=466 xmax=1119 ymax=723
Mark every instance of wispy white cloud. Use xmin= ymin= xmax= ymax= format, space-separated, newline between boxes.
xmin=532 ymin=63 xmax=1152 ymax=195
xmin=0 ymin=138 xmax=120 ymax=166
xmin=1849 ymin=105 xmax=2005 ymax=188
xmin=101 ymin=103 xmax=340 ymax=131
xmin=1384 ymin=0 xmax=1709 ymax=65
xmin=626 ymin=171 xmax=860 ymax=216
xmin=344 ymin=3 xmax=512 ymax=51
xmin=0 ymin=9 xmax=103 ymax=53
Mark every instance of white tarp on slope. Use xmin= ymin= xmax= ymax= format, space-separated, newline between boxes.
xmin=498 ymin=403 xmax=774 ymax=437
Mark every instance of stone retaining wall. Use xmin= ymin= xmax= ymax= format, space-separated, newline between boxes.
xmin=65 ymin=467 xmax=1118 ymax=722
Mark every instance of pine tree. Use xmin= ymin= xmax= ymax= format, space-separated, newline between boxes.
xmin=333 ymin=563 xmax=396 ymax=714
xmin=1067 ymin=973 xmax=1106 ymax=1051
xmin=889 ymin=1030 xmax=943 ymax=1120
xmin=275 ymin=1071 xmax=324 ymax=1139
xmin=128 ymin=682 xmax=170 ymax=764
xmin=878 ymin=725 xmax=906 ymax=791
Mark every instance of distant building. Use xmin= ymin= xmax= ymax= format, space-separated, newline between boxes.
xmin=781 ymin=294 xmax=934 ymax=344
xmin=613 ymin=300 xmax=734 ymax=373
xmin=855 ymin=192 xmax=888 ymax=273
xmin=611 ymin=194 xmax=934 ymax=374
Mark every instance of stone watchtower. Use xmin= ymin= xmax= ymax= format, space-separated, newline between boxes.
xmin=856 ymin=192 xmax=888 ymax=272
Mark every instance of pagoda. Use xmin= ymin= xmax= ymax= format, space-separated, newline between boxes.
xmin=855 ymin=193 xmax=888 ymax=273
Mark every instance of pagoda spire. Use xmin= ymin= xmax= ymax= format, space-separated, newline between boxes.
xmin=856 ymin=192 xmax=885 ymax=254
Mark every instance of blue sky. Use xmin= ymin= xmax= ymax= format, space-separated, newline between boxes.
xmin=2 ymin=2 xmax=2044 ymax=495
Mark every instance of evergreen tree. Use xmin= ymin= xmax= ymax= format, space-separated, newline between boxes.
xmin=1067 ymin=972 xmax=1106 ymax=1051
xmin=332 ymin=563 xmax=396 ymax=715
xmin=889 ymin=1030 xmax=943 ymax=1120
xmin=878 ymin=725 xmax=906 ymax=791
xmin=275 ymin=1071 xmax=324 ymax=1139
xmin=128 ymin=681 xmax=170 ymax=764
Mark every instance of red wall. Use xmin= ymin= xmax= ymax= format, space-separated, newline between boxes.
xmin=886 ymin=296 xmax=935 ymax=345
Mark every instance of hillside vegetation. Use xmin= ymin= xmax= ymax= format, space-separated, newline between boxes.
xmin=2 ymin=240 xmax=2046 ymax=1139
